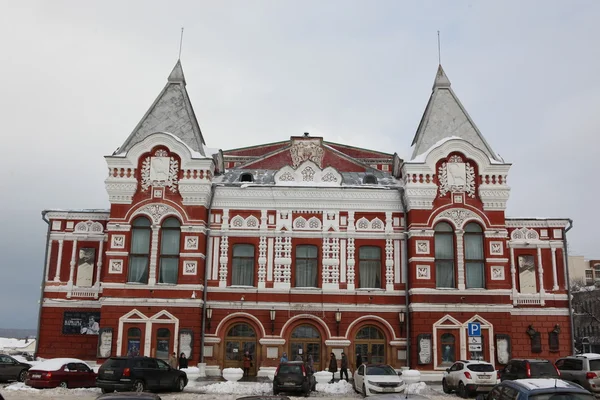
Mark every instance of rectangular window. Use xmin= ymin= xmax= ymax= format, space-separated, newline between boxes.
xmin=158 ymin=218 xmax=180 ymax=284
xmin=435 ymin=229 xmax=455 ymax=288
xmin=465 ymin=235 xmax=484 ymax=288
xmin=295 ymin=245 xmax=318 ymax=287
xmin=232 ymin=244 xmax=255 ymax=286
xmin=518 ymin=255 xmax=536 ymax=294
xmin=359 ymin=246 xmax=381 ymax=288
xmin=128 ymin=219 xmax=151 ymax=283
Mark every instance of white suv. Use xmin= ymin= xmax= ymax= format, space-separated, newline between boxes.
xmin=442 ymin=360 xmax=498 ymax=397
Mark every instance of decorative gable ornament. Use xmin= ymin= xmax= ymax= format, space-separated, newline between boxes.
xmin=438 ymin=155 xmax=475 ymax=198
xmin=274 ymin=160 xmax=342 ymax=186
xmin=140 ymin=149 xmax=179 ymax=193
xmin=290 ymin=140 xmax=324 ymax=167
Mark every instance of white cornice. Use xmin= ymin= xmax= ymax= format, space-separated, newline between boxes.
xmin=45 ymin=211 xmax=110 ymax=220
xmin=43 ymin=299 xmax=101 ymax=308
xmin=259 ymin=338 xmax=286 ymax=345
xmin=180 ymin=253 xmax=206 ymax=259
xmin=408 ymin=257 xmax=435 ymax=263
xmin=204 ymin=336 xmax=222 ymax=344
xmin=409 ymin=288 xmax=512 ymax=296
xmin=49 ymin=233 xmax=107 ymax=241
xmin=210 ymin=230 xmax=406 ymax=240
xmin=508 ymin=241 xmax=564 ymax=249
xmin=409 ymin=303 xmax=513 ymax=312
xmin=100 ymin=297 xmax=204 ymax=307
xmin=510 ymin=308 xmax=569 ymax=316
xmin=101 ymin=283 xmax=204 ymax=291
xmin=325 ymin=339 xmax=351 ymax=346
xmin=506 ymin=219 xmax=570 ymax=228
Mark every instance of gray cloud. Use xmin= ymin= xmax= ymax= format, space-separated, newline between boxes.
xmin=1 ymin=0 xmax=598 ymax=328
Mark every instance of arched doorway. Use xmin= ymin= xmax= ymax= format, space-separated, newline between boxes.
xmin=224 ymin=323 xmax=257 ymax=375
xmin=355 ymin=325 xmax=385 ymax=364
xmin=290 ymin=325 xmax=321 ymax=369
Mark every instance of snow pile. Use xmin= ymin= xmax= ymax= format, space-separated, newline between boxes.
xmin=181 ymin=366 xmax=201 ymax=379
xmin=406 ymin=382 xmax=427 ymax=394
xmin=0 ymin=337 xmax=32 ymax=350
xmin=202 ymin=381 xmax=272 ymax=395
xmin=4 ymin=382 xmax=40 ymax=392
xmin=30 ymin=358 xmax=90 ymax=371
xmin=316 ymin=379 xmax=355 ymax=394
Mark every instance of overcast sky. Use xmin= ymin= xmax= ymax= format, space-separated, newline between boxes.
xmin=1 ymin=1 xmax=598 ymax=329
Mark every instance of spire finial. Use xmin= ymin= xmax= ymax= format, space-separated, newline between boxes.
xmin=178 ymin=27 xmax=184 ymax=60
xmin=437 ymin=30 xmax=441 ymax=65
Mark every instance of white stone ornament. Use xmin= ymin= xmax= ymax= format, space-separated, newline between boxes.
xmin=140 ymin=153 xmax=179 ymax=193
xmin=290 ymin=140 xmax=324 ymax=167
xmin=438 ymin=156 xmax=475 ymax=198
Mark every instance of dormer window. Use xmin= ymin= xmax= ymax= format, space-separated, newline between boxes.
xmin=240 ymin=173 xmax=254 ymax=183
xmin=363 ymin=175 xmax=377 ymax=184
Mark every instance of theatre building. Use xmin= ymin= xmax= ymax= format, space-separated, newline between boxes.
xmin=36 ymin=60 xmax=573 ymax=375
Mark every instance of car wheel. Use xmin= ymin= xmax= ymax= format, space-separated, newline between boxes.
xmin=59 ymin=381 xmax=68 ymax=389
xmin=101 ymin=388 xmax=113 ymax=394
xmin=362 ymin=383 xmax=368 ymax=398
xmin=133 ymin=380 xmax=145 ymax=392
xmin=176 ymin=378 xmax=185 ymax=392
xmin=442 ymin=379 xmax=452 ymax=394
xmin=18 ymin=370 xmax=27 ymax=382
xmin=458 ymin=382 xmax=467 ymax=398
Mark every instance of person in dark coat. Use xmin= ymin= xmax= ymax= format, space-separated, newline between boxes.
xmin=243 ymin=351 xmax=252 ymax=377
xmin=356 ymin=353 xmax=362 ymax=370
xmin=179 ymin=352 xmax=188 ymax=369
xmin=340 ymin=352 xmax=349 ymax=381
xmin=328 ymin=352 xmax=338 ymax=383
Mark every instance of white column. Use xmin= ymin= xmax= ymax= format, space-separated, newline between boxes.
xmin=94 ymin=239 xmax=104 ymax=298
xmin=44 ymin=239 xmax=53 ymax=282
xmin=346 ymin=238 xmax=355 ymax=290
xmin=510 ymin=245 xmax=517 ymax=305
xmin=148 ymin=225 xmax=160 ymax=285
xmin=401 ymin=239 xmax=407 ymax=284
xmin=219 ymin=236 xmax=229 ymax=287
xmin=67 ymin=239 xmax=78 ymax=298
xmin=537 ymin=247 xmax=545 ymax=306
xmin=54 ymin=239 xmax=64 ymax=282
xmin=456 ymin=230 xmax=465 ymax=290
xmin=551 ymin=247 xmax=559 ymax=291
xmin=385 ymin=238 xmax=394 ymax=291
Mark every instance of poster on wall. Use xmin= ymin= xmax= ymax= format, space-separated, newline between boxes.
xmin=495 ymin=334 xmax=511 ymax=365
xmin=97 ymin=328 xmax=113 ymax=358
xmin=417 ymin=333 xmax=432 ymax=365
xmin=156 ymin=339 xmax=169 ymax=360
xmin=179 ymin=329 xmax=193 ymax=359
xmin=127 ymin=340 xmax=141 ymax=356
xmin=62 ymin=311 xmax=101 ymax=335
xmin=76 ymin=248 xmax=95 ymax=287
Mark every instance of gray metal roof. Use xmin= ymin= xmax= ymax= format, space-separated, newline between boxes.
xmin=213 ymin=169 xmax=402 ymax=186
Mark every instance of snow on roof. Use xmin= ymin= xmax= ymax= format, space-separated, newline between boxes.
xmin=0 ymin=337 xmax=33 ymax=350
xmin=114 ymin=131 xmax=208 ymax=159
xmin=409 ymin=136 xmax=504 ymax=164
xmin=30 ymin=358 xmax=90 ymax=372
xmin=203 ymin=144 xmax=221 ymax=157
xmin=516 ymin=379 xmax=577 ymax=390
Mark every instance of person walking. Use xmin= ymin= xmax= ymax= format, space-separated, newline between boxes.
xmin=178 ymin=352 xmax=188 ymax=369
xmin=280 ymin=352 xmax=288 ymax=363
xmin=169 ymin=352 xmax=178 ymax=369
xmin=340 ymin=352 xmax=349 ymax=381
xmin=243 ymin=351 xmax=252 ymax=377
xmin=356 ymin=352 xmax=362 ymax=370
xmin=328 ymin=352 xmax=338 ymax=383
xmin=306 ymin=354 xmax=314 ymax=375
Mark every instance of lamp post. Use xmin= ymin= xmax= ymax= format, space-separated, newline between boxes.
xmin=206 ymin=305 xmax=213 ymax=331
xmin=399 ymin=311 xmax=405 ymax=335
xmin=270 ymin=308 xmax=276 ymax=335
xmin=335 ymin=309 xmax=342 ymax=336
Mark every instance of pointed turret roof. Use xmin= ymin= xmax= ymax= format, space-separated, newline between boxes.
xmin=116 ymin=60 xmax=205 ymax=155
xmin=410 ymin=65 xmax=500 ymax=162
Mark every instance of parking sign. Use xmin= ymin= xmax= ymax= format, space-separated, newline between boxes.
xmin=468 ymin=322 xmax=481 ymax=337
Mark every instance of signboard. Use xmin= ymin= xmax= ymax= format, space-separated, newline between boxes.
xmin=63 ymin=311 xmax=101 ymax=335
xmin=97 ymin=328 xmax=113 ymax=358
xmin=468 ymin=322 xmax=481 ymax=337
xmin=469 ymin=344 xmax=482 ymax=351
xmin=417 ymin=333 xmax=432 ymax=365
xmin=469 ymin=336 xmax=482 ymax=344
xmin=179 ymin=329 xmax=193 ymax=359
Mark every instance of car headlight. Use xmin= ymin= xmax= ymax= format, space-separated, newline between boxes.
xmin=368 ymin=380 xmax=383 ymax=387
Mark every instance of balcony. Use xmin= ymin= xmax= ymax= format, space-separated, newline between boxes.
xmin=514 ymin=293 xmax=543 ymax=306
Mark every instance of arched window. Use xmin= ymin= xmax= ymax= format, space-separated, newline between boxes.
xmin=355 ymin=326 xmax=385 ymax=364
xmin=435 ymin=222 xmax=455 ymax=288
xmin=295 ymin=245 xmax=318 ymax=287
xmin=363 ymin=175 xmax=378 ymax=184
xmin=359 ymin=246 xmax=381 ymax=288
xmin=291 ymin=325 xmax=321 ymax=365
xmin=128 ymin=217 xmax=151 ymax=283
xmin=441 ymin=333 xmax=456 ymax=364
xmin=232 ymin=244 xmax=254 ymax=286
xmin=156 ymin=328 xmax=170 ymax=360
xmin=159 ymin=218 xmax=180 ymax=284
xmin=464 ymin=223 xmax=485 ymax=288
xmin=240 ymin=173 xmax=254 ymax=183
xmin=127 ymin=327 xmax=141 ymax=356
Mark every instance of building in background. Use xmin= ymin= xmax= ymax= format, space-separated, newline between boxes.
xmin=36 ymin=61 xmax=573 ymax=374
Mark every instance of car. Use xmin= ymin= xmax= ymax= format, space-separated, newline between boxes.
xmin=476 ymin=378 xmax=595 ymax=400
xmin=0 ymin=353 xmax=32 ymax=382
xmin=499 ymin=359 xmax=560 ymax=381
xmin=96 ymin=356 xmax=187 ymax=393
xmin=353 ymin=363 xmax=406 ymax=397
xmin=25 ymin=358 xmax=96 ymax=389
xmin=237 ymin=397 xmax=291 ymax=400
xmin=555 ymin=354 xmax=600 ymax=396
xmin=96 ymin=392 xmax=163 ymax=400
xmin=442 ymin=360 xmax=498 ymax=397
xmin=272 ymin=361 xmax=316 ymax=397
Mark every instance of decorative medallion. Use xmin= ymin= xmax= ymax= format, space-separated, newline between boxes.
xmin=140 ymin=152 xmax=179 ymax=193
xmin=140 ymin=204 xmax=175 ymax=223
xmin=416 ymin=265 xmax=430 ymax=279
xmin=438 ymin=156 xmax=475 ymax=198
xmin=438 ymin=208 xmax=478 ymax=228
xmin=290 ymin=140 xmax=324 ymax=167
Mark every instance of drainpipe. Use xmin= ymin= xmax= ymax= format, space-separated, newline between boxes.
xmin=398 ymin=187 xmax=411 ymax=368
xmin=35 ymin=211 xmax=52 ymax=358
xmin=564 ymin=219 xmax=575 ymax=354
xmin=200 ymin=184 xmax=217 ymax=366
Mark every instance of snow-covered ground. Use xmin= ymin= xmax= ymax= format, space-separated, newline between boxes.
xmin=0 ymin=380 xmax=453 ymax=400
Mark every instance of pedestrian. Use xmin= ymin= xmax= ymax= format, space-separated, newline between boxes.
xmin=179 ymin=352 xmax=188 ymax=369
xmin=295 ymin=354 xmax=303 ymax=361
xmin=169 ymin=352 xmax=178 ymax=369
xmin=280 ymin=352 xmax=288 ymax=363
xmin=243 ymin=351 xmax=252 ymax=377
xmin=306 ymin=354 xmax=314 ymax=375
xmin=356 ymin=352 xmax=362 ymax=369
xmin=340 ymin=352 xmax=349 ymax=381
xmin=328 ymin=352 xmax=337 ymax=383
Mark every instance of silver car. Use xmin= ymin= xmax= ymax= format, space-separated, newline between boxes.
xmin=555 ymin=354 xmax=600 ymax=396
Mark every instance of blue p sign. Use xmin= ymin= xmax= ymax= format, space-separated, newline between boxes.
xmin=468 ymin=322 xmax=481 ymax=337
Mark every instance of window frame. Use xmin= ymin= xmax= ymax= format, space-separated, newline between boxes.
xmin=231 ymin=244 xmax=255 ymax=286
xmin=434 ymin=222 xmax=456 ymax=288
xmin=358 ymin=245 xmax=382 ymax=289
xmin=464 ymin=222 xmax=485 ymax=289
xmin=128 ymin=217 xmax=152 ymax=284
xmin=158 ymin=217 xmax=181 ymax=284
xmin=294 ymin=244 xmax=319 ymax=288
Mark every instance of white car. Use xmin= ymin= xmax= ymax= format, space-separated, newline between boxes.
xmin=353 ymin=364 xmax=406 ymax=397
xmin=442 ymin=360 xmax=498 ymax=398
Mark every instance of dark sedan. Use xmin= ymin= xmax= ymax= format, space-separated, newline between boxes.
xmin=0 ymin=353 xmax=32 ymax=382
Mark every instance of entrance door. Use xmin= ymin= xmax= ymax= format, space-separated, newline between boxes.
xmin=355 ymin=326 xmax=385 ymax=364
xmin=224 ymin=323 xmax=257 ymax=375
xmin=290 ymin=325 xmax=321 ymax=368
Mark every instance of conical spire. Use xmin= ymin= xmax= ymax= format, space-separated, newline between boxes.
xmin=116 ymin=60 xmax=205 ymax=155
xmin=410 ymin=65 xmax=501 ymax=162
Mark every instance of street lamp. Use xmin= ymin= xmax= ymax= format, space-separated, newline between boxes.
xmin=335 ymin=309 xmax=342 ymax=336
xmin=206 ymin=305 xmax=213 ymax=331
xmin=270 ymin=308 xmax=276 ymax=335
xmin=399 ymin=311 xmax=406 ymax=335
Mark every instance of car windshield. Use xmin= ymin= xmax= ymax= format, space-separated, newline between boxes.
xmin=279 ymin=365 xmax=302 ymax=374
xmin=530 ymin=393 xmax=595 ymax=400
xmin=467 ymin=364 xmax=495 ymax=372
xmin=589 ymin=360 xmax=600 ymax=370
xmin=366 ymin=365 xmax=397 ymax=375
xmin=102 ymin=359 xmax=127 ymax=368
xmin=531 ymin=362 xmax=559 ymax=376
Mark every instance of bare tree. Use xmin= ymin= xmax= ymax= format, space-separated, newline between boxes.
xmin=571 ymin=278 xmax=600 ymax=352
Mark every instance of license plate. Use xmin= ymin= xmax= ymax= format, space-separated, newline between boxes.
xmin=284 ymin=382 xmax=295 ymax=386
xmin=479 ymin=374 xmax=491 ymax=379
xmin=32 ymin=374 xmax=41 ymax=379
xmin=105 ymin=370 xmax=114 ymax=375
xmin=383 ymin=388 xmax=395 ymax=392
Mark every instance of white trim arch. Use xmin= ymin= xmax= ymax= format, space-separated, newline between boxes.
xmin=214 ymin=312 xmax=267 ymax=338
xmin=122 ymin=132 xmax=206 ymax=164
xmin=429 ymin=206 xmax=490 ymax=230
xmin=128 ymin=202 xmax=186 ymax=225
xmin=280 ymin=314 xmax=333 ymax=339
xmin=345 ymin=315 xmax=399 ymax=342
xmin=116 ymin=309 xmax=179 ymax=357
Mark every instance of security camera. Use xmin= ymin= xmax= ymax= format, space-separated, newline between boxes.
xmin=241 ymin=296 xmax=245 ymax=301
